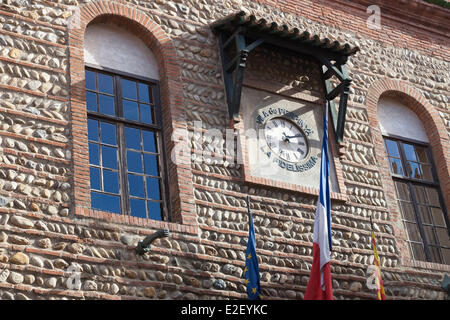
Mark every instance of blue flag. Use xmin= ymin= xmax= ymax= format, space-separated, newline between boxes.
xmin=244 ymin=196 xmax=262 ymax=300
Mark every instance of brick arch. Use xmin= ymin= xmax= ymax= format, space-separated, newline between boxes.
xmin=365 ymin=78 xmax=450 ymax=267
xmin=67 ymin=0 xmax=196 ymax=229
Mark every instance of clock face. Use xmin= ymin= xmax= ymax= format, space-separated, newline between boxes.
xmin=264 ymin=117 xmax=309 ymax=163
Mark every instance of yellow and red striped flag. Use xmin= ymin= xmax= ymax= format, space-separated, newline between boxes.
xmin=370 ymin=216 xmax=386 ymax=300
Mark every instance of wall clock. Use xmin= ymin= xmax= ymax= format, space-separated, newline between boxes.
xmin=256 ymin=107 xmax=318 ymax=173
xmin=264 ymin=117 xmax=309 ymax=163
xmin=240 ymin=86 xmax=338 ymax=192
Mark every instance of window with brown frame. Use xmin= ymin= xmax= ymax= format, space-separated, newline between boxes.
xmin=85 ymin=67 xmax=169 ymax=221
xmin=384 ymin=136 xmax=450 ymax=264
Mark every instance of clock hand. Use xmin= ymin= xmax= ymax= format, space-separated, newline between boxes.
xmin=284 ymin=134 xmax=304 ymax=139
xmin=281 ymin=132 xmax=290 ymax=142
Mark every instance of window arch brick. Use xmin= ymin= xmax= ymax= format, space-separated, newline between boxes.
xmin=366 ymin=78 xmax=450 ymax=269
xmin=68 ymin=0 xmax=196 ymax=232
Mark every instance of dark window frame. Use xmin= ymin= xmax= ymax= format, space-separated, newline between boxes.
xmin=384 ymin=134 xmax=450 ymax=264
xmin=85 ymin=65 xmax=171 ymax=221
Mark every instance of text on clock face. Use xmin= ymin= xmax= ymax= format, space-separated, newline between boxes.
xmin=264 ymin=117 xmax=309 ymax=163
xmin=256 ymin=107 xmax=314 ymax=137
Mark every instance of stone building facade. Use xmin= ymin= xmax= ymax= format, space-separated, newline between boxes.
xmin=0 ymin=0 xmax=449 ymax=300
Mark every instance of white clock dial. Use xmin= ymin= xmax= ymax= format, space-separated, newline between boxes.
xmin=264 ymin=117 xmax=308 ymax=163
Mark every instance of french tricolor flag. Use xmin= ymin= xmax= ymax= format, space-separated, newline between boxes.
xmin=304 ymin=103 xmax=333 ymax=300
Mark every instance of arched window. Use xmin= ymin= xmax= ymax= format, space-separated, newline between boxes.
xmin=378 ymin=96 xmax=450 ymax=264
xmin=83 ymin=23 xmax=169 ymax=221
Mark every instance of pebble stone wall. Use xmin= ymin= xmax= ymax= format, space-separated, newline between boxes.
xmin=0 ymin=0 xmax=449 ymax=300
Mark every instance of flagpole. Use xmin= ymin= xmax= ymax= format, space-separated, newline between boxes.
xmin=246 ymin=195 xmax=252 ymax=221
xmin=304 ymin=102 xmax=333 ymax=300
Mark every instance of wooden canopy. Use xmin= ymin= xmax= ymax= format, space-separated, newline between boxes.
xmin=211 ymin=11 xmax=360 ymax=143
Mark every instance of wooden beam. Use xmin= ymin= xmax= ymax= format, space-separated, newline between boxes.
xmin=222 ymin=27 xmax=242 ymax=49
xmin=245 ymin=38 xmax=265 ymax=52
xmin=320 ymin=59 xmax=346 ymax=82
xmin=326 ymin=82 xmax=344 ymax=101
xmin=229 ymin=32 xmax=248 ymax=121
xmin=335 ymin=67 xmax=352 ymax=142
xmin=244 ymin=29 xmax=342 ymax=62
xmin=230 ymin=50 xmax=248 ymax=120
xmin=218 ymin=33 xmax=234 ymax=119
xmin=322 ymin=66 xmax=339 ymax=136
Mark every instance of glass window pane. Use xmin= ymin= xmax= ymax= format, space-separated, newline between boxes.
xmin=421 ymin=164 xmax=433 ymax=181
xmin=403 ymin=143 xmax=417 ymax=161
xmin=405 ymin=222 xmax=422 ymax=242
xmin=91 ymin=191 xmax=121 ymax=214
xmin=87 ymin=119 xmax=98 ymax=142
xmin=98 ymin=73 xmax=114 ymax=94
xmin=413 ymin=185 xmax=427 ymax=204
xmin=442 ymin=248 xmax=450 ymax=265
xmin=143 ymin=131 xmax=157 ymax=153
xmin=101 ymin=146 xmax=118 ymax=169
xmin=140 ymin=104 xmax=153 ymax=124
xmin=86 ymin=92 xmax=97 ymax=112
xmin=128 ymin=174 xmax=145 ymax=197
xmin=426 ymin=188 xmax=441 ymax=207
xmin=89 ymin=143 xmax=99 ymax=165
xmin=431 ymin=208 xmax=446 ymax=227
xmin=99 ymin=94 xmax=115 ymax=116
xmin=148 ymin=201 xmax=162 ymax=221
xmin=429 ymin=246 xmax=442 ymax=264
xmin=415 ymin=146 xmax=428 ymax=163
xmin=103 ymin=170 xmax=119 ymax=194
xmin=436 ymin=228 xmax=450 ymax=247
xmin=125 ymin=127 xmax=141 ymax=150
xmin=410 ymin=242 xmax=426 ymax=261
xmin=389 ymin=158 xmax=404 ymax=176
xmin=395 ymin=181 xmax=410 ymax=201
xmin=385 ymin=139 xmax=400 ymax=158
xmin=89 ymin=167 xmax=101 ymax=190
xmin=146 ymin=177 xmax=161 ymax=200
xmin=123 ymin=100 xmax=139 ymax=122
xmin=127 ymin=151 xmax=143 ymax=173
xmin=144 ymin=154 xmax=159 ymax=176
xmin=100 ymin=122 xmax=116 ymax=146
xmin=408 ymin=162 xmax=422 ymax=179
xmin=130 ymin=198 xmax=147 ymax=218
xmin=85 ymin=70 xmax=96 ymax=90
xmin=418 ymin=205 xmax=432 ymax=225
xmin=138 ymin=83 xmax=150 ymax=103
xmin=400 ymin=201 xmax=416 ymax=222
xmin=122 ymin=79 xmax=137 ymax=100
xmin=424 ymin=226 xmax=437 ymax=244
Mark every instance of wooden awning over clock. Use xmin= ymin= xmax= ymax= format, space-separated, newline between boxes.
xmin=211 ymin=11 xmax=360 ymax=143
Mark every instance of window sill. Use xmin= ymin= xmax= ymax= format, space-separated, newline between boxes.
xmin=403 ymin=258 xmax=450 ymax=272
xmin=74 ymin=206 xmax=198 ymax=235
